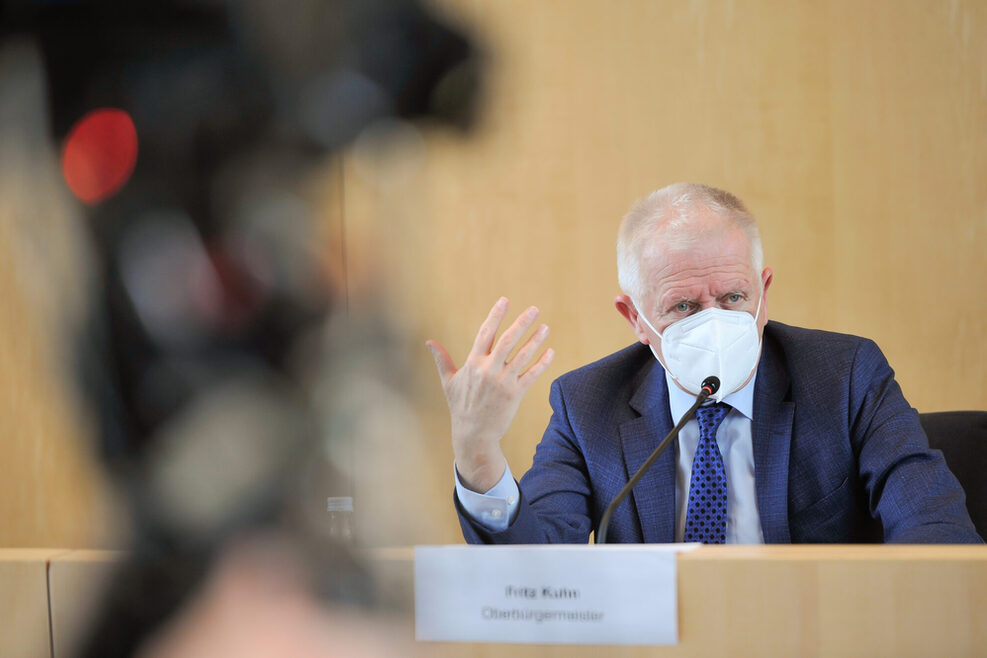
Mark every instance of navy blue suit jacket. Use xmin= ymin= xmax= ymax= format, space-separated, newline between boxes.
xmin=457 ymin=321 xmax=982 ymax=544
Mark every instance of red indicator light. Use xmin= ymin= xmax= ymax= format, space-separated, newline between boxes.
xmin=61 ymin=108 xmax=138 ymax=204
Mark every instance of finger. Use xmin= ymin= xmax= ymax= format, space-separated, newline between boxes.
xmin=518 ymin=348 xmax=555 ymax=390
xmin=491 ymin=305 xmax=539 ymax=361
xmin=470 ymin=297 xmax=510 ymax=356
xmin=505 ymin=324 xmax=550 ymax=375
xmin=426 ymin=339 xmax=458 ymax=384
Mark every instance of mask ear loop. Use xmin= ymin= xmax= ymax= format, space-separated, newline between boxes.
xmin=630 ymin=297 xmax=664 ymax=339
xmin=752 ymin=288 xmax=764 ymax=324
xmin=631 ymin=298 xmax=690 ymax=392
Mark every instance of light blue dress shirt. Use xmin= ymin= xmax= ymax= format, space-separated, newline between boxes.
xmin=455 ymin=369 xmax=765 ymax=543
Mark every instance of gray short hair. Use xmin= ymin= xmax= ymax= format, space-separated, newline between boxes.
xmin=616 ymin=183 xmax=764 ymax=300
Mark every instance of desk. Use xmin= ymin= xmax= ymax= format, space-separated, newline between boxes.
xmin=3 ymin=545 xmax=985 ymax=657
xmin=49 ymin=550 xmax=120 ymax=658
xmin=372 ymin=544 xmax=987 ymax=658
xmin=0 ymin=548 xmax=67 ymax=658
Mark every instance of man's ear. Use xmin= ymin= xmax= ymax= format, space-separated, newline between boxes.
xmin=757 ymin=267 xmax=773 ymax=330
xmin=761 ymin=267 xmax=773 ymax=295
xmin=614 ymin=294 xmax=651 ymax=345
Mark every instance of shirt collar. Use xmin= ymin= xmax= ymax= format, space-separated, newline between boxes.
xmin=664 ymin=368 xmax=756 ymax=424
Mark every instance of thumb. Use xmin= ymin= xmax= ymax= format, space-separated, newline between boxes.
xmin=426 ymin=339 xmax=457 ymax=383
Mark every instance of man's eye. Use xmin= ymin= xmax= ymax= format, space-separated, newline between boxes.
xmin=674 ymin=302 xmax=691 ymax=313
xmin=727 ymin=294 xmax=742 ymax=303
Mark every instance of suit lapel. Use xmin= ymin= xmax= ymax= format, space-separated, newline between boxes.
xmin=752 ymin=330 xmax=795 ymax=543
xmin=618 ymin=364 xmax=677 ymax=543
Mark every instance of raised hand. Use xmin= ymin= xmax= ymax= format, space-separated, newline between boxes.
xmin=426 ymin=297 xmax=554 ymax=493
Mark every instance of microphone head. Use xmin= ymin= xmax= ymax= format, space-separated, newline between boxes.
xmin=700 ymin=376 xmax=720 ymax=396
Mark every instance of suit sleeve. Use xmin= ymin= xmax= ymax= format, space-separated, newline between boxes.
xmin=849 ymin=340 xmax=983 ymax=543
xmin=455 ymin=378 xmax=594 ymax=544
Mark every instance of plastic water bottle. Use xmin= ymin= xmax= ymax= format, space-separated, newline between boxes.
xmin=327 ymin=496 xmax=354 ymax=544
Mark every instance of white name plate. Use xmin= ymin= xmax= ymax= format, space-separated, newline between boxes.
xmin=414 ymin=544 xmax=696 ymax=645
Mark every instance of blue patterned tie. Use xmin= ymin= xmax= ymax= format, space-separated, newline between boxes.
xmin=683 ymin=402 xmax=731 ymax=543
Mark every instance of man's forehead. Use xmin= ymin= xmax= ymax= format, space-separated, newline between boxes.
xmin=655 ymin=271 xmax=754 ymax=299
xmin=640 ymin=222 xmax=751 ymax=270
xmin=637 ymin=226 xmax=756 ymax=299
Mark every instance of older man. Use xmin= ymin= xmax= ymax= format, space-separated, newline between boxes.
xmin=427 ymin=183 xmax=981 ymax=544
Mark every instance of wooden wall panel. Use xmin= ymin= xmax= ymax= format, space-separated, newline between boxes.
xmin=343 ymin=0 xmax=987 ymax=543
xmin=826 ymin=0 xmax=987 ymax=408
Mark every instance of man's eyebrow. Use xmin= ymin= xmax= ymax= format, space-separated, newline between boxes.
xmin=715 ymin=282 xmax=753 ymax=295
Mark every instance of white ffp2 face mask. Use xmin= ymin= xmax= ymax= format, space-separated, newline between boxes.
xmin=635 ymin=295 xmax=763 ymax=402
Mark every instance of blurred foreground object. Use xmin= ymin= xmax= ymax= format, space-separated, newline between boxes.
xmin=0 ymin=0 xmax=481 ymax=655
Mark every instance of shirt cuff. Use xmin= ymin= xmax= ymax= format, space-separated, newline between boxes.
xmin=454 ymin=461 xmax=520 ymax=532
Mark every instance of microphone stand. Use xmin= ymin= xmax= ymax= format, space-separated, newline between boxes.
xmin=595 ymin=376 xmax=720 ymax=544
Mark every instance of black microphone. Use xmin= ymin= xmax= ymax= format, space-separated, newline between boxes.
xmin=595 ymin=376 xmax=720 ymax=544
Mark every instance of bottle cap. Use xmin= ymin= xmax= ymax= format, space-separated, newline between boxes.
xmin=327 ymin=496 xmax=353 ymax=513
